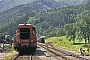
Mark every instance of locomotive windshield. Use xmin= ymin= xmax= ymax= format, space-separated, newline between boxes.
xmin=20 ymin=28 xmax=30 ymax=39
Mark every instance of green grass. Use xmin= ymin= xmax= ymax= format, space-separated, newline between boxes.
xmin=4 ymin=44 xmax=15 ymax=53
xmin=45 ymin=36 xmax=90 ymax=54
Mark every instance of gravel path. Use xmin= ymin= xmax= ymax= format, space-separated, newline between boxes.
xmin=0 ymin=53 xmax=12 ymax=60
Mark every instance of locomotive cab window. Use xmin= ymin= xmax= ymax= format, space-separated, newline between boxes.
xmin=32 ymin=27 xmax=36 ymax=35
xmin=20 ymin=28 xmax=30 ymax=39
xmin=33 ymin=30 xmax=35 ymax=34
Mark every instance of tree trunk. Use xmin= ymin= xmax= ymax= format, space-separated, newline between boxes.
xmin=73 ymin=39 xmax=75 ymax=44
xmin=88 ymin=37 xmax=90 ymax=44
xmin=83 ymin=34 xmax=87 ymax=45
xmin=85 ymin=39 xmax=87 ymax=45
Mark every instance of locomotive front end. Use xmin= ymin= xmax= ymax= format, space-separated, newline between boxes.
xmin=14 ymin=24 xmax=37 ymax=54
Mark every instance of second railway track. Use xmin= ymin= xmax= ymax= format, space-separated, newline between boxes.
xmin=38 ymin=43 xmax=89 ymax=60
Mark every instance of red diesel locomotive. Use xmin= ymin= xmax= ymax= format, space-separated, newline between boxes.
xmin=14 ymin=23 xmax=37 ymax=53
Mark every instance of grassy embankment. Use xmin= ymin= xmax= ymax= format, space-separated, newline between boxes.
xmin=3 ymin=51 xmax=18 ymax=60
xmin=45 ymin=36 xmax=89 ymax=55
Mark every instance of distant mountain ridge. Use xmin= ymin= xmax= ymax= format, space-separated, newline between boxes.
xmin=0 ymin=0 xmax=36 ymax=12
xmin=0 ymin=0 xmax=90 ymax=13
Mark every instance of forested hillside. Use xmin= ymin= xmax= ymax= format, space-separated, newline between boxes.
xmin=0 ymin=0 xmax=90 ymax=27
xmin=0 ymin=4 xmax=34 ymax=26
xmin=0 ymin=4 xmax=90 ymax=38
xmin=0 ymin=0 xmax=73 ymax=26
xmin=0 ymin=0 xmax=57 ymax=26
xmin=27 ymin=4 xmax=90 ymax=38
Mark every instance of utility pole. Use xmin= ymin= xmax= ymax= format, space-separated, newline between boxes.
xmin=86 ymin=25 xmax=90 ymax=54
xmin=87 ymin=39 xmax=90 ymax=54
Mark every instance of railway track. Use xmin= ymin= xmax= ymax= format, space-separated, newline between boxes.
xmin=13 ymin=54 xmax=34 ymax=60
xmin=13 ymin=50 xmax=40 ymax=60
xmin=38 ymin=43 xmax=89 ymax=60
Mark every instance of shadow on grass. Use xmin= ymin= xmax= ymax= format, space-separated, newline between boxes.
xmin=71 ymin=43 xmax=88 ymax=48
xmin=71 ymin=43 xmax=88 ymax=45
xmin=82 ymin=45 xmax=88 ymax=48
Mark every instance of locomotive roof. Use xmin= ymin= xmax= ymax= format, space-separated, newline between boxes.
xmin=18 ymin=24 xmax=36 ymax=29
xmin=19 ymin=24 xmax=31 ymax=25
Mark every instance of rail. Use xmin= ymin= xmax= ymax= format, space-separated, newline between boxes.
xmin=13 ymin=54 xmax=33 ymax=60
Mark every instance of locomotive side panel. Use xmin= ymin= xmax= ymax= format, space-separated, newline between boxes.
xmin=32 ymin=27 xmax=37 ymax=47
